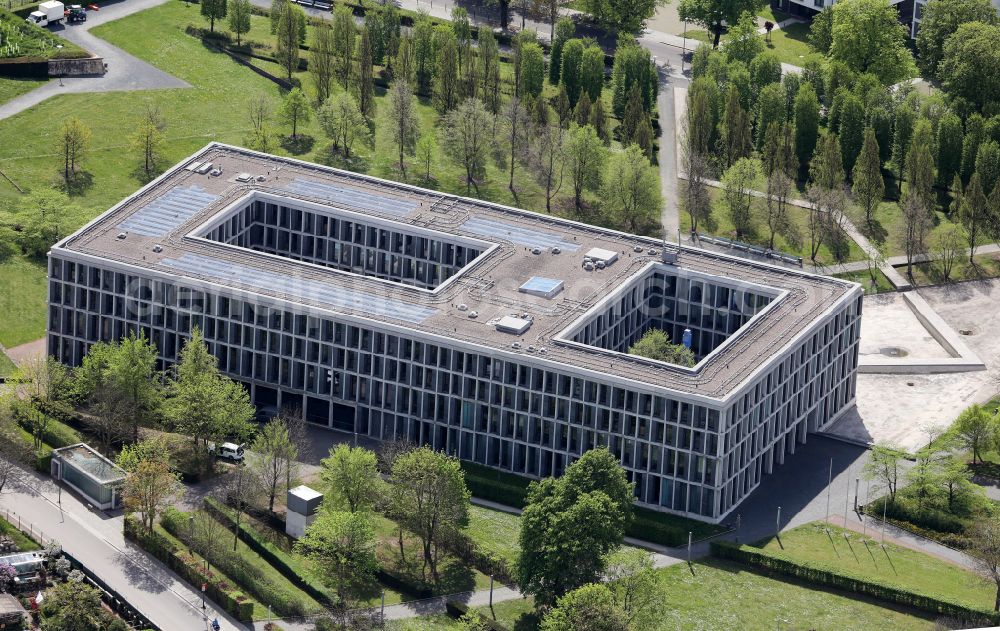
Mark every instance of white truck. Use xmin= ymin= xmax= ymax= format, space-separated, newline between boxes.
xmin=26 ymin=1 xmax=65 ymax=27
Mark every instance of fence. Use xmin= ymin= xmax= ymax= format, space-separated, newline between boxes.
xmin=1 ymin=507 xmax=161 ymax=631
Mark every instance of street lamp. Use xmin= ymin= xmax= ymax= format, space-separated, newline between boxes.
xmin=681 ymin=19 xmax=688 ymax=73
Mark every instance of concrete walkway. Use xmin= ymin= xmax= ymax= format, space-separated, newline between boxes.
xmin=0 ymin=470 xmax=246 ymax=631
xmin=0 ymin=0 xmax=189 ymax=122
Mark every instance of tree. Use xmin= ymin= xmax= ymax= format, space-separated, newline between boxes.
xmin=115 ymin=436 xmax=169 ymax=472
xmin=937 ymin=112 xmax=963 ymax=188
xmin=367 ymin=3 xmax=400 ymax=67
xmin=839 ymin=92 xmax=865 ymax=176
xmin=246 ymin=93 xmax=274 ymax=152
xmin=413 ymin=16 xmax=435 ymax=94
xmin=602 ymin=145 xmax=661 ymax=234
xmin=200 ymin=0 xmax=226 ymax=32
xmin=296 ymin=510 xmax=378 ymax=605
xmin=955 ymin=404 xmax=996 ymax=463
xmin=227 ymin=0 xmax=250 ymax=45
xmin=278 ymin=87 xmax=311 ymax=140
xmin=532 ymin=123 xmax=566 ymax=213
xmin=275 ymin=1 xmax=302 ymax=81
xmin=540 ymin=583 xmax=628 ymax=631
xmin=385 ymin=80 xmax=419 ymax=178
xmin=628 ymin=329 xmax=695 ymax=366
xmin=165 ymin=329 xmax=254 ymax=457
xmin=808 ymin=6 xmax=833 ymax=54
xmin=565 ymin=124 xmax=607 ymax=214
xmin=968 ymin=515 xmax=1000 ymax=611
xmin=900 ymin=120 xmax=936 ymax=276
xmin=122 ymin=458 xmax=180 ymax=533
xmin=39 ymin=581 xmax=119 ymax=631
xmin=899 ymin=192 xmax=933 ymax=277
xmin=606 ymin=548 xmax=664 ymax=630
xmin=0 ymin=406 xmax=30 ymax=495
xmin=719 ymin=84 xmax=751 ymax=170
xmin=977 ymin=140 xmax=1000 ymax=196
xmin=477 ymin=29 xmax=502 ymax=115
xmin=917 ymin=0 xmax=999 ymax=79
xmin=10 ymin=189 xmax=74 ymax=257
xmin=518 ymin=448 xmax=633 ymax=605
xmin=394 ymin=34 xmax=415 ymax=86
xmin=415 ymin=133 xmax=436 ymax=182
xmin=619 ymin=83 xmax=647 ymax=148
xmin=581 ymin=0 xmax=667 ymax=32
xmin=611 ymin=43 xmax=655 ymax=118
xmin=308 ymin=24 xmax=336 ymax=104
xmin=75 ymin=331 xmax=162 ymax=444
xmin=519 ymin=42 xmax=545 ymax=99
xmin=863 ymin=442 xmax=904 ymax=504
xmin=578 ymin=45 xmax=605 ymax=108
xmin=907 ymin=446 xmax=945 ymax=511
xmin=441 ymin=98 xmax=491 ymax=196
xmin=250 ymin=417 xmax=298 ymax=513
xmin=502 ymin=96 xmax=528 ymax=199
xmin=58 ymin=117 xmax=90 ymax=185
xmin=320 ymin=444 xmax=382 ymax=513
xmin=892 ymin=104 xmax=916 ymax=183
xmin=269 ymin=0 xmax=286 ymax=33
xmin=590 ymin=95 xmax=610 ymax=144
xmin=549 ymin=18 xmax=575 ymax=85
xmin=725 ymin=12 xmax=764 ymax=67
xmin=755 ymin=83 xmax=786 ymax=152
xmin=794 ymin=84 xmax=820 ymax=177
xmin=130 ymin=103 xmax=166 ymax=180
xmin=808 ymin=133 xmax=849 ymax=262
xmin=763 ymin=123 xmax=796 ymax=249
xmin=678 ymin=0 xmax=765 ymax=48
xmin=331 ymin=5 xmax=356 ymax=88
xmin=940 ymin=455 xmax=977 ymax=512
xmin=940 ymin=22 xmax=1000 ymax=114
xmin=961 ymin=173 xmax=989 ymax=262
xmin=934 ymin=223 xmax=964 ymax=282
xmin=434 ymin=31 xmax=459 ymax=114
xmin=356 ymin=25 xmax=375 ymax=120
xmin=722 ymin=157 xmax=761 ymax=240
xmin=852 ymin=127 xmax=884 ymax=227
xmin=962 ymin=114 xmax=986 ymax=184
xmin=390 ymin=447 xmax=470 ymax=581
xmin=560 ymin=39 xmax=585 ymax=106
xmin=829 ymin=0 xmax=915 ymax=85
xmin=318 ymin=92 xmax=368 ymax=159
xmin=451 ymin=7 xmax=472 ymax=71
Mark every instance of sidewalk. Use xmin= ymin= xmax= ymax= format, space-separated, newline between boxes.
xmin=0 ymin=471 xmax=247 ymax=631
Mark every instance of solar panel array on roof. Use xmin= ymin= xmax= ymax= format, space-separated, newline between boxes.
xmin=284 ymin=178 xmax=419 ymax=217
xmin=119 ymin=185 xmax=219 ymax=237
xmin=160 ymin=253 xmax=437 ymax=324
xmin=459 ymin=217 xmax=581 ymax=251
xmin=519 ymin=276 xmax=565 ymax=299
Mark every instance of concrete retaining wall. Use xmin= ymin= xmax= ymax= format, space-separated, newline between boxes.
xmin=48 ymin=57 xmax=105 ymax=77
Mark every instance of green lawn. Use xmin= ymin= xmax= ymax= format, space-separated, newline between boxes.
xmin=0 ymin=257 xmax=47 ymax=347
xmin=756 ymin=522 xmax=994 ymax=611
xmin=0 ymin=514 xmax=42 ymax=551
xmin=900 ymin=250 xmax=1000 ymax=287
xmin=473 ymin=558 xmax=937 ymax=630
xmin=0 ymin=349 xmax=17 ymax=377
xmin=680 ymin=185 xmax=867 ymax=265
xmin=464 ymin=505 xmax=521 ymax=568
xmin=833 ymin=268 xmax=894 ymax=294
xmin=0 ymin=7 xmax=88 ymax=60
xmin=0 ymin=77 xmax=45 ymax=106
xmin=762 ymin=22 xmax=813 ymax=66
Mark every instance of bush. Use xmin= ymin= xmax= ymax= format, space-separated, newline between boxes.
xmin=445 ymin=600 xmax=509 ymax=630
xmin=124 ymin=516 xmax=255 ymax=620
xmin=711 ymin=541 xmax=999 ymax=624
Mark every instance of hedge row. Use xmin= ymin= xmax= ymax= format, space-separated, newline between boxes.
xmin=203 ymin=497 xmax=338 ymax=609
xmin=710 ymin=541 xmax=1000 ymax=624
xmin=445 ymin=600 xmax=509 ymax=630
xmin=124 ymin=516 xmax=255 ymax=621
xmin=160 ymin=507 xmax=311 ymax=617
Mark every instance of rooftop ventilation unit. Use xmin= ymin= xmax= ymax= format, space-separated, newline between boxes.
xmin=468 ymin=311 xmax=479 ymax=319
xmin=661 ymin=250 xmax=678 ymax=265
xmin=634 ymin=245 xmax=643 ymax=253
xmin=519 ymin=277 xmax=564 ymax=299
xmin=195 ymin=162 xmax=213 ymax=175
xmin=116 ymin=232 xmax=127 ymax=240
xmin=235 ymin=172 xmax=254 ymax=183
xmin=152 ymin=245 xmax=163 ymax=253
xmin=585 ymin=247 xmax=618 ymax=267
xmin=457 ymin=303 xmax=469 ymax=311
xmin=552 ymin=247 xmax=561 ymax=254
xmin=495 ymin=315 xmax=533 ymax=335
xmin=531 ymin=247 xmax=542 ymax=255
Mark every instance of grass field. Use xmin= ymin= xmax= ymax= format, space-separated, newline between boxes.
xmin=0 ymin=257 xmax=48 ymax=347
xmin=756 ymin=522 xmax=994 ymax=611
xmin=762 ymin=22 xmax=812 ymax=66
xmin=0 ymin=514 xmax=42 ymax=551
xmin=833 ymin=267 xmax=894 ymax=294
xmin=472 ymin=558 xmax=938 ymax=630
xmin=464 ymin=505 xmax=521 ymax=568
xmin=901 ymin=250 xmax=1000 ymax=287
xmin=679 ymin=185 xmax=866 ymax=265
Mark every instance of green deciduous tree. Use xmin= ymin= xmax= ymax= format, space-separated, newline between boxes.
xmin=722 ymin=157 xmax=761 ymax=240
xmin=808 ymin=6 xmax=833 ymax=54
xmin=579 ymin=0 xmax=667 ymax=32
xmin=628 ymin=329 xmax=695 ymax=366
xmin=829 ymin=0 xmax=915 ymax=85
xmin=250 ymin=416 xmax=298 ymax=513
xmin=367 ymin=3 xmax=400 ymax=67
xmin=678 ymin=0 xmax=765 ymax=48
xmin=384 ymin=79 xmax=420 ymax=178
xmin=549 ymin=17 xmax=575 ymax=84
xmin=940 ymin=22 xmax=1000 ymax=114
xmin=40 ymin=581 xmax=121 ymax=631
xmin=756 ymin=83 xmax=785 ymax=152
xmin=278 ymin=87 xmax=311 ymax=139
xmin=274 ymin=2 xmax=302 ymax=81
xmin=719 ymin=84 xmax=751 ymax=169
xmin=434 ymin=31 xmax=460 ymax=113
xmin=58 ymin=116 xmax=90 ymax=186
xmin=852 ymin=127 xmax=884 ymax=227
xmin=478 ymin=29 xmax=502 ymax=115
xmin=969 ymin=513 xmax=1000 ymax=611
xmin=318 ymin=92 xmax=368 ymax=159
xmin=937 ymin=112 xmax=964 ymax=188
xmin=580 ymin=45 xmax=605 ymax=107
xmin=200 ymin=0 xmax=226 ymax=32
xmin=320 ymin=444 xmax=382 ymax=513
xmin=602 ymin=145 xmax=661 ymax=234
xmin=863 ymin=442 xmax=905 ymax=504
xmin=122 ymin=458 xmax=180 ymax=532
xmin=519 ymin=41 xmax=545 ymax=99
xmin=332 ymin=5 xmax=356 ymax=88
xmin=540 ymin=583 xmax=628 ymax=631
xmin=763 ymin=122 xmax=796 ymax=250
xmin=412 ymin=14 xmax=435 ymax=95
xmin=518 ymin=448 xmax=633 ymax=606
xmin=310 ymin=24 xmax=335 ymax=105
xmin=10 ymin=189 xmax=75 ymax=257
xmin=560 ymin=39 xmax=585 ymax=106
xmin=565 ymin=124 xmax=608 ymax=214
xmin=976 ymin=140 xmax=1000 ymax=196
xmin=356 ymin=25 xmax=375 ymax=120
xmin=441 ymin=98 xmax=491 ymax=195
xmin=839 ymin=92 xmax=865 ymax=176
xmin=794 ymin=84 xmax=820 ymax=177
xmin=955 ymin=403 xmax=997 ymax=463
xmin=390 ymin=447 xmax=470 ymax=581
xmin=892 ymin=104 xmax=916 ymax=183
xmin=227 ymin=0 xmax=250 ymax=45
xmin=611 ymin=42 xmax=655 ymax=118
xmin=725 ymin=12 xmax=764 ymax=67
xmin=916 ymin=0 xmax=998 ymax=79
xmin=961 ymin=173 xmax=989 ymax=261
xmin=296 ymin=510 xmax=378 ymax=605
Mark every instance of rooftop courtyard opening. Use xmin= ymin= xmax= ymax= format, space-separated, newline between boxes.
xmin=196 ymin=192 xmax=493 ymax=291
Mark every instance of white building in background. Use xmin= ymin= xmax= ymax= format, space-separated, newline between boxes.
xmin=46 ymin=144 xmax=862 ymax=524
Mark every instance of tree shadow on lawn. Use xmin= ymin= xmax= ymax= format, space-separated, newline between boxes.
xmin=315 ymin=145 xmax=370 ymax=174
xmin=280 ymin=134 xmax=315 ymax=156
xmin=57 ymin=170 xmax=94 ymax=196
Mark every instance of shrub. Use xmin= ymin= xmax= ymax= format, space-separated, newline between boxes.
xmin=711 ymin=541 xmax=999 ymax=624
xmin=445 ymin=600 xmax=509 ymax=630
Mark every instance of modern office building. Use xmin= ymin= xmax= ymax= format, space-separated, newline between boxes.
xmin=47 ymin=144 xmax=862 ymax=523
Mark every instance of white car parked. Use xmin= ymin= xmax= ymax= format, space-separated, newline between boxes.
xmin=207 ymin=442 xmax=245 ymax=463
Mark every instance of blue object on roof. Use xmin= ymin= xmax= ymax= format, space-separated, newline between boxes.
xmin=518 ymin=276 xmax=565 ymax=299
xmin=284 ymin=178 xmax=419 ymax=217
xmin=160 ymin=254 xmax=437 ymax=324
xmin=119 ymin=185 xmax=219 ymax=237
xmin=459 ymin=217 xmax=580 ymax=251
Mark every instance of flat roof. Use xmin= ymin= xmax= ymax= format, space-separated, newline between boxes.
xmin=52 ymin=144 xmax=860 ymax=403
xmin=53 ymin=443 xmax=126 ymax=483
